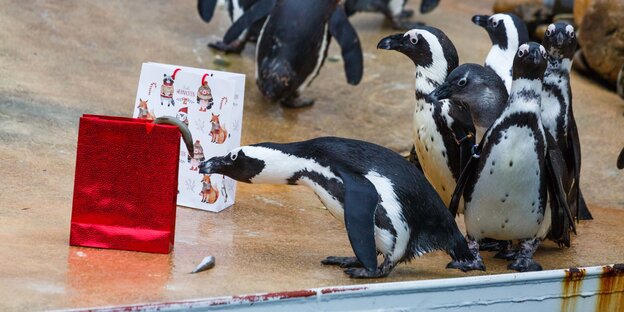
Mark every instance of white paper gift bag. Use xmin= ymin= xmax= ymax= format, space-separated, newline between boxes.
xmin=133 ymin=62 xmax=245 ymax=212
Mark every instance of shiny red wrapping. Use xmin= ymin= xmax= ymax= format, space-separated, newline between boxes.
xmin=70 ymin=115 xmax=180 ymax=254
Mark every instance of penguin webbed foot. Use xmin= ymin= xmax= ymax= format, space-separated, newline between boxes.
xmin=208 ymin=40 xmax=245 ymax=54
xmin=446 ymin=258 xmax=486 ymax=272
xmin=507 ymin=257 xmax=542 ymax=272
xmin=321 ymin=256 xmax=363 ymax=268
xmin=391 ymin=18 xmax=425 ymax=30
xmin=343 ymin=266 xmax=391 ymax=278
xmin=280 ymin=96 xmax=315 ymax=108
xmin=399 ymin=9 xmax=414 ymax=18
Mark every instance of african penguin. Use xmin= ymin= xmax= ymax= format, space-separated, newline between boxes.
xmin=443 ymin=43 xmax=574 ymax=272
xmin=198 ymin=0 xmax=266 ymax=53
xmin=540 ymin=22 xmax=593 ymax=221
xmin=199 ymin=137 xmax=475 ymax=278
xmin=472 ymin=13 xmax=529 ymax=93
xmin=221 ymin=0 xmax=363 ymax=107
xmin=344 ymin=0 xmax=441 ymax=29
xmin=428 ymin=63 xmax=508 ymax=142
xmin=377 ymin=27 xmax=475 ymax=209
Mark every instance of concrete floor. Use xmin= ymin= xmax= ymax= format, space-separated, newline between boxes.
xmin=0 ymin=0 xmax=623 ymax=310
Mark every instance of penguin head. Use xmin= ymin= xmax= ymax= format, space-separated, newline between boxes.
xmin=472 ymin=13 xmax=529 ymax=50
xmin=428 ymin=64 xmax=508 ymax=128
xmin=377 ymin=26 xmax=458 ymax=73
xmin=257 ymin=59 xmax=297 ymax=102
xmin=199 ymin=147 xmax=266 ymax=183
xmin=512 ymin=42 xmax=549 ymax=81
xmin=542 ymin=23 xmax=577 ymax=60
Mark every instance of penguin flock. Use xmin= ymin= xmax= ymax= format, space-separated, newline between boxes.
xmin=196 ymin=2 xmax=594 ymax=278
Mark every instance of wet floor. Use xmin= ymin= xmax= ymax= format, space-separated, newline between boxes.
xmin=0 ymin=0 xmax=623 ymax=310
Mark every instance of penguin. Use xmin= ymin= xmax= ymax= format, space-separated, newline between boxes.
xmin=197 ymin=0 xmax=266 ymax=53
xmin=618 ymin=147 xmax=624 ymax=170
xmin=438 ymin=42 xmax=575 ymax=272
xmin=199 ymin=137 xmax=475 ymax=278
xmin=428 ymin=64 xmax=508 ymax=142
xmin=377 ymin=27 xmax=475 ymax=210
xmin=344 ymin=0 xmax=441 ymax=29
xmin=472 ymin=13 xmax=529 ymax=93
xmin=541 ymin=22 xmax=593 ymax=220
xmin=221 ymin=0 xmax=363 ymax=107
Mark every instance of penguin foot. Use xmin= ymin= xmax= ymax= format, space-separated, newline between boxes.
xmin=391 ymin=19 xmax=425 ymax=30
xmin=343 ymin=267 xmax=389 ymax=279
xmin=419 ymin=0 xmax=440 ymax=14
xmin=507 ymin=257 xmax=542 ymax=272
xmin=321 ymin=256 xmax=362 ymax=268
xmin=446 ymin=258 xmax=486 ymax=272
xmin=494 ymin=248 xmax=518 ymax=260
xmin=280 ymin=97 xmax=315 ymax=108
xmin=208 ymin=40 xmax=245 ymax=54
xmin=478 ymin=238 xmax=507 ymax=251
xmin=399 ymin=9 xmax=414 ymax=18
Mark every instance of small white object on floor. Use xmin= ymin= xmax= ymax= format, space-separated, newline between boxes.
xmin=191 ymin=256 xmax=215 ymax=274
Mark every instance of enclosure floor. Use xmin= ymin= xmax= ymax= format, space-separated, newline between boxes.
xmin=1 ymin=0 xmax=622 ymax=310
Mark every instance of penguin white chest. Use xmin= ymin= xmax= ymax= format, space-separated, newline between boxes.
xmin=541 ymin=73 xmax=569 ymax=138
xmin=465 ymin=125 xmax=545 ymax=241
xmin=298 ymin=177 xmax=345 ymax=223
xmin=413 ymin=103 xmax=455 ymax=206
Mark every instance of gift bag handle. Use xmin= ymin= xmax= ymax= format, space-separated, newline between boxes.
xmin=154 ymin=116 xmax=194 ymax=158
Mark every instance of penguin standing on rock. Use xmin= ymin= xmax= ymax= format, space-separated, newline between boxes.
xmin=377 ymin=27 xmax=475 ymax=209
xmin=540 ymin=22 xmax=592 ymax=221
xmin=199 ymin=137 xmax=475 ymax=278
xmin=437 ymin=43 xmax=574 ymax=272
xmin=221 ymin=0 xmax=363 ymax=107
xmin=472 ymin=13 xmax=529 ymax=93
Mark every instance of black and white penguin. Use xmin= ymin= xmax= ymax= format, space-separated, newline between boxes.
xmin=221 ymin=0 xmax=363 ymax=107
xmin=428 ymin=63 xmax=508 ymax=142
xmin=344 ymin=0 xmax=440 ymax=29
xmin=197 ymin=0 xmax=266 ymax=53
xmin=441 ymin=43 xmax=574 ymax=272
xmin=377 ymin=27 xmax=475 ymax=209
xmin=199 ymin=137 xmax=475 ymax=278
xmin=541 ymin=22 xmax=593 ymax=220
xmin=472 ymin=13 xmax=529 ymax=93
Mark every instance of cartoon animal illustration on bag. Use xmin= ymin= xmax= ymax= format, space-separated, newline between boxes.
xmin=136 ymin=99 xmax=155 ymax=120
xmin=197 ymin=74 xmax=214 ymax=112
xmin=189 ymin=140 xmax=206 ymax=170
xmin=161 ymin=68 xmax=180 ymax=107
xmin=199 ymin=174 xmax=219 ymax=204
xmin=209 ymin=114 xmax=228 ymax=144
xmin=176 ymin=106 xmax=189 ymax=126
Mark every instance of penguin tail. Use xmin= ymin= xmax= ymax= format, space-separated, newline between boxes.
xmin=447 ymin=234 xmax=476 ymax=263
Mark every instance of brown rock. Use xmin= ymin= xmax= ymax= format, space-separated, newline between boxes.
xmin=578 ymin=0 xmax=624 ymax=85
xmin=574 ymin=0 xmax=592 ymax=27
xmin=493 ymin=0 xmax=541 ymax=13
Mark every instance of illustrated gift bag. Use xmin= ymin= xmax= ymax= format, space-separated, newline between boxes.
xmin=70 ymin=115 xmax=181 ymax=254
xmin=133 ymin=62 xmax=245 ymax=212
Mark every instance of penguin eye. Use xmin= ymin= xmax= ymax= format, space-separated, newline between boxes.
xmin=491 ymin=19 xmax=499 ymax=27
xmin=410 ymin=37 xmax=418 ymax=45
xmin=457 ymin=78 xmax=467 ymax=87
xmin=545 ymin=24 xmax=555 ymax=37
xmin=517 ymin=49 xmax=525 ymax=57
xmin=568 ymin=30 xmax=575 ymax=38
xmin=230 ymin=153 xmax=238 ymax=161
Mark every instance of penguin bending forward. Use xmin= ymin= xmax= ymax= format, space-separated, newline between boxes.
xmin=217 ymin=0 xmax=363 ymax=107
xmin=541 ymin=22 xmax=592 ymax=221
xmin=199 ymin=137 xmax=475 ymax=278
xmin=472 ymin=13 xmax=529 ymax=93
xmin=440 ymin=43 xmax=574 ymax=272
xmin=377 ymin=27 xmax=475 ymax=210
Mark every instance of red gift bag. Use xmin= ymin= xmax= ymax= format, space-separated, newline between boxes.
xmin=70 ymin=115 xmax=181 ymax=254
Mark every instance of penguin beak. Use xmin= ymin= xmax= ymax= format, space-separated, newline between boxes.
xmin=377 ymin=34 xmax=405 ymax=51
xmin=528 ymin=48 xmax=542 ymax=64
xmin=428 ymin=82 xmax=453 ymax=103
xmin=199 ymin=156 xmax=229 ymax=174
xmin=555 ymin=32 xmax=566 ymax=47
xmin=472 ymin=15 xmax=490 ymax=28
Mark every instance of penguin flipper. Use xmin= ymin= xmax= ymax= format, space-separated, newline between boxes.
xmin=545 ymin=132 xmax=576 ymax=245
xmin=223 ymin=0 xmax=275 ymax=44
xmin=329 ymin=5 xmax=363 ymax=85
xmin=449 ymin=102 xmax=476 ymax=173
xmin=197 ymin=0 xmax=218 ymax=23
xmin=568 ymin=117 xmax=593 ymax=220
xmin=618 ymin=147 xmax=624 ymax=169
xmin=337 ymin=169 xmax=379 ymax=272
xmin=449 ymin=146 xmax=479 ymax=217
